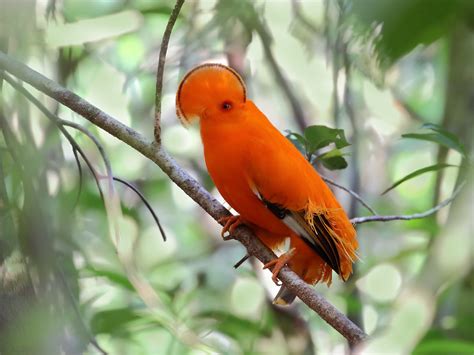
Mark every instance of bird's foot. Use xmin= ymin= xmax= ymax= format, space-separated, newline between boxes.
xmin=218 ymin=215 xmax=243 ymax=240
xmin=263 ymin=248 xmax=296 ymax=286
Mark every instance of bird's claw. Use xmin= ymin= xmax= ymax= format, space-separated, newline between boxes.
xmin=263 ymin=248 xmax=296 ymax=286
xmin=218 ymin=215 xmax=243 ymax=240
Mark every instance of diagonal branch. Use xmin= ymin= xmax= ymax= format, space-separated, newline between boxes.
xmin=0 ymin=50 xmax=368 ymax=346
xmin=154 ymin=0 xmax=185 ymax=143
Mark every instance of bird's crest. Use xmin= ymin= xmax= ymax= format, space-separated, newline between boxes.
xmin=176 ymin=63 xmax=247 ymax=125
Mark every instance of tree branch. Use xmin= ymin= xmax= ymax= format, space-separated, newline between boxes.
xmin=112 ymin=176 xmax=167 ymax=242
xmin=291 ymin=0 xmax=321 ymax=34
xmin=321 ymin=175 xmax=377 ymax=215
xmin=252 ymin=17 xmax=308 ymax=132
xmin=0 ymin=50 xmax=367 ymax=346
xmin=350 ymin=181 xmax=465 ymax=225
xmin=1 ymin=72 xmax=105 ymax=200
xmin=154 ymin=0 xmax=185 ymax=144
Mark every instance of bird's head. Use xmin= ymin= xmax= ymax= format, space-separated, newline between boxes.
xmin=176 ymin=63 xmax=247 ymax=125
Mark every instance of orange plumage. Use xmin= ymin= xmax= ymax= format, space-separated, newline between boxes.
xmin=176 ymin=64 xmax=358 ymax=304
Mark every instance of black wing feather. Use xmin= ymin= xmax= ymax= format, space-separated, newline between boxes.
xmin=261 ymin=197 xmax=342 ymax=276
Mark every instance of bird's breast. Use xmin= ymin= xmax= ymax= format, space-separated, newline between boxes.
xmin=200 ymin=124 xmax=290 ymax=236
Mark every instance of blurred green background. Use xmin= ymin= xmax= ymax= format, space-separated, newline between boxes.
xmin=0 ymin=0 xmax=473 ymax=354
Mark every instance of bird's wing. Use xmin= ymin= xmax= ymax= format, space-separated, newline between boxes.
xmin=244 ymin=102 xmax=355 ymax=278
xmin=258 ymin=194 xmax=343 ymax=278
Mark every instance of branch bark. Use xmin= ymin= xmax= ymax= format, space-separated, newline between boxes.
xmin=350 ymin=181 xmax=465 ymax=225
xmin=154 ymin=0 xmax=185 ymax=143
xmin=0 ymin=50 xmax=367 ymax=346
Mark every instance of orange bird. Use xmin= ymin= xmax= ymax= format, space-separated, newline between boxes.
xmin=176 ymin=64 xmax=358 ymax=304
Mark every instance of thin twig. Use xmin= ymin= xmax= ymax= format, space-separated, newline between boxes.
xmin=58 ymin=119 xmax=118 ymax=208
xmin=154 ymin=0 xmax=185 ymax=143
xmin=112 ymin=176 xmax=167 ymax=242
xmin=0 ymin=50 xmax=368 ymax=346
xmin=325 ymin=0 xmax=344 ymax=127
xmin=342 ymin=43 xmax=362 ymax=220
xmin=62 ymin=120 xmax=168 ymax=242
xmin=321 ymin=175 xmax=377 ymax=215
xmin=234 ymin=254 xmax=250 ymax=269
xmin=0 ymin=72 xmax=105 ymax=200
xmin=350 ymin=181 xmax=465 ymax=225
xmin=251 ymin=15 xmax=308 ymax=132
xmin=60 ymin=119 xmax=113 ymax=178
xmin=71 ymin=147 xmax=84 ymax=208
xmin=291 ymin=0 xmax=321 ymax=34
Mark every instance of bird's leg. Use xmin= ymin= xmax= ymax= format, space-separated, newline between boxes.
xmin=263 ymin=248 xmax=296 ymax=285
xmin=218 ymin=215 xmax=243 ymax=240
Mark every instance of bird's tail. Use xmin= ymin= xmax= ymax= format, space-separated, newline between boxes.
xmin=273 ymin=286 xmax=297 ymax=305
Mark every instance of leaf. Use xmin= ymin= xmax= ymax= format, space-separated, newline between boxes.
xmin=318 ymin=149 xmax=348 ymax=170
xmin=382 ymin=163 xmax=456 ymax=195
xmin=422 ymin=123 xmax=467 ymax=154
xmin=287 ymin=132 xmax=307 ymax=146
xmin=91 ymin=308 xmax=141 ymax=335
xmin=304 ymin=125 xmax=350 ymax=155
xmin=83 ymin=267 xmax=135 ymax=291
xmin=350 ymin=0 xmax=472 ymax=66
xmin=413 ymin=339 xmax=474 ymax=355
xmin=285 ymin=131 xmax=308 ymax=156
xmin=402 ymin=123 xmax=467 ymax=156
xmin=211 ymin=0 xmax=265 ymax=48
xmin=197 ymin=310 xmax=273 ymax=346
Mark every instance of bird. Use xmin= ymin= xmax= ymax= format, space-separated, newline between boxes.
xmin=175 ymin=63 xmax=358 ymax=305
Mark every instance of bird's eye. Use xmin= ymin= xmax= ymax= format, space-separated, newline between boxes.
xmin=221 ymin=101 xmax=232 ymax=111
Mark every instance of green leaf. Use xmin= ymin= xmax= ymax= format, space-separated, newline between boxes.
xmin=286 ymin=131 xmax=308 ymax=156
xmin=422 ymin=123 xmax=467 ymax=154
xmin=414 ymin=339 xmax=474 ymax=355
xmin=319 ymin=149 xmax=348 ymax=170
xmin=350 ymin=0 xmax=473 ymax=66
xmin=304 ymin=125 xmax=350 ymax=154
xmin=288 ymin=132 xmax=307 ymax=146
xmin=382 ymin=163 xmax=456 ymax=195
xmin=197 ymin=310 xmax=273 ymax=348
xmin=83 ymin=267 xmax=135 ymax=291
xmin=402 ymin=123 xmax=467 ymax=156
xmin=91 ymin=308 xmax=141 ymax=335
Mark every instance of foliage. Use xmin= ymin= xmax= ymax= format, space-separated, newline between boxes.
xmin=350 ymin=0 xmax=474 ymax=66
xmin=0 ymin=0 xmax=472 ymax=354
xmin=287 ymin=125 xmax=351 ymax=170
xmin=381 ymin=163 xmax=456 ymax=195
xmin=402 ymin=123 xmax=468 ymax=157
xmin=383 ymin=123 xmax=468 ymax=194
